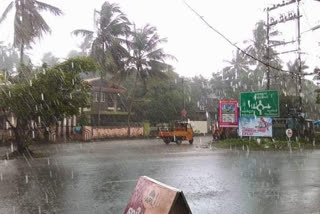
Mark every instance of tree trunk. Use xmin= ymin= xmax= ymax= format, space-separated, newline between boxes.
xmin=5 ymin=116 xmax=26 ymax=153
xmin=44 ymin=128 xmax=50 ymax=142
xmin=13 ymin=119 xmax=25 ymax=153
xmin=127 ymin=70 xmax=139 ymax=136
xmin=14 ymin=128 xmax=25 ymax=153
xmin=97 ymin=86 xmax=102 ymax=126
xmin=66 ymin=117 xmax=70 ymax=139
xmin=61 ymin=119 xmax=64 ymax=138
xmin=20 ymin=43 xmax=24 ymax=65
xmin=55 ymin=121 xmax=59 ymax=142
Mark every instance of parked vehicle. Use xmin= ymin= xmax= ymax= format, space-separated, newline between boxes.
xmin=158 ymin=121 xmax=194 ymax=145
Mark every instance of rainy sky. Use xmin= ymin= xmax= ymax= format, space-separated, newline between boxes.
xmin=0 ymin=0 xmax=320 ymax=78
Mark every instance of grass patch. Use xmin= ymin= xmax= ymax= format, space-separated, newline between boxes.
xmin=214 ymin=138 xmax=319 ymax=151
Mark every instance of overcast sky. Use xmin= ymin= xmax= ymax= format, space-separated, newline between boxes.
xmin=0 ymin=0 xmax=320 ymax=78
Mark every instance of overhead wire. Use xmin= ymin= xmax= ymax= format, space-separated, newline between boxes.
xmin=183 ymin=0 xmax=316 ymax=77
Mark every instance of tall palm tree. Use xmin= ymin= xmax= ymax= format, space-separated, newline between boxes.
xmin=287 ymin=60 xmax=309 ymax=97
xmin=72 ymin=2 xmax=130 ymax=126
xmin=219 ymin=49 xmax=252 ymax=99
xmin=126 ymin=24 xmax=174 ymax=135
xmin=245 ymin=21 xmax=283 ymax=90
xmin=0 ymin=0 xmax=63 ymax=64
xmin=72 ymin=1 xmax=130 ymax=77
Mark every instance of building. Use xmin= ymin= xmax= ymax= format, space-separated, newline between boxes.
xmin=84 ymin=78 xmax=128 ymax=126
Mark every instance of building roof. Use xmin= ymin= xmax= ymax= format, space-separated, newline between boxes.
xmin=84 ymin=78 xmax=126 ymax=93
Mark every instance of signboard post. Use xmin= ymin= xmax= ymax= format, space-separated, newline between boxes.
xmin=240 ymin=90 xmax=279 ymax=117
xmin=219 ymin=100 xmax=238 ymax=128
xmin=286 ymin=128 xmax=293 ymax=152
xmin=286 ymin=128 xmax=293 ymax=141
xmin=124 ymin=176 xmax=192 ymax=214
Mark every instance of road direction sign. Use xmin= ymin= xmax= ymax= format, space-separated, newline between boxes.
xmin=286 ymin=129 xmax=293 ymax=138
xmin=240 ymin=90 xmax=279 ymax=117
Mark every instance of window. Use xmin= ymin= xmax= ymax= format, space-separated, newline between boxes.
xmin=93 ymin=92 xmax=98 ymax=102
xmin=107 ymin=94 xmax=114 ymax=107
xmin=100 ymin=92 xmax=105 ymax=102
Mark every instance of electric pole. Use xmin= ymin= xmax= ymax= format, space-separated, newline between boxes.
xmin=266 ymin=9 xmax=270 ymax=90
xmin=265 ymin=0 xmax=303 ymax=114
xmin=296 ymin=0 xmax=303 ymax=112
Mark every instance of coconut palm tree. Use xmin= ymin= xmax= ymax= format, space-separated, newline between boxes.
xmin=72 ymin=1 xmax=130 ymax=77
xmin=72 ymin=2 xmax=130 ymax=126
xmin=125 ymin=24 xmax=175 ymax=135
xmin=286 ymin=60 xmax=309 ymax=97
xmin=224 ymin=50 xmax=250 ymax=87
xmin=0 ymin=0 xmax=63 ymax=64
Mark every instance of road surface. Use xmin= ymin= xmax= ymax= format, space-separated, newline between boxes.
xmin=0 ymin=137 xmax=320 ymax=214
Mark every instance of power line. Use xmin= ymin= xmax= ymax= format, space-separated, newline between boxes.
xmin=183 ymin=0 xmax=295 ymax=75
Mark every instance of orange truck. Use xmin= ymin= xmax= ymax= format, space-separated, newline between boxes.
xmin=158 ymin=121 xmax=194 ymax=145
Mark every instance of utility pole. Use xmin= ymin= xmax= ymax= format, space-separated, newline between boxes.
xmin=266 ymin=9 xmax=270 ymax=90
xmin=182 ymin=78 xmax=185 ymax=110
xmin=265 ymin=0 xmax=303 ymax=114
xmin=296 ymin=0 xmax=303 ymax=112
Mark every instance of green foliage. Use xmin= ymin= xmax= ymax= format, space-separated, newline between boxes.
xmin=11 ymin=62 xmax=34 ymax=83
xmin=0 ymin=57 xmax=96 ymax=147
xmin=134 ymin=70 xmax=186 ymax=124
xmin=215 ymin=138 xmax=319 ymax=150
xmin=78 ymin=114 xmax=90 ymax=126
xmin=54 ymin=57 xmax=98 ymax=75
xmin=315 ymin=73 xmax=320 ymax=105
xmin=133 ymin=69 xmax=207 ymax=124
xmin=316 ymin=89 xmax=320 ymax=104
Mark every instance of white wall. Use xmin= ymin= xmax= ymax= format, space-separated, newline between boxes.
xmin=190 ymin=121 xmax=208 ymax=134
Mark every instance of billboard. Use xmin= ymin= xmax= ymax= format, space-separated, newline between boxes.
xmin=219 ymin=100 xmax=238 ymax=127
xmin=239 ymin=117 xmax=273 ymax=137
xmin=240 ymin=90 xmax=279 ymax=117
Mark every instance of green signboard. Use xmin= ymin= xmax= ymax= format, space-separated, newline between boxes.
xmin=240 ymin=90 xmax=279 ymax=117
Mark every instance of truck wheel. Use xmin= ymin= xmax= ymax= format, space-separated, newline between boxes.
xmin=176 ymin=138 xmax=182 ymax=145
xmin=189 ymin=138 xmax=193 ymax=144
xmin=164 ymin=138 xmax=170 ymax=144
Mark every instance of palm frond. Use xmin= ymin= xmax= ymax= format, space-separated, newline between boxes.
xmin=145 ymin=37 xmax=168 ymax=53
xmin=27 ymin=8 xmax=51 ymax=40
xmin=35 ymin=1 xmax=63 ymax=16
xmin=80 ymin=33 xmax=94 ymax=51
xmin=0 ymin=1 xmax=14 ymax=24
xmin=146 ymin=48 xmax=165 ymax=61
xmin=142 ymin=24 xmax=156 ymax=36
xmin=72 ymin=29 xmax=94 ymax=37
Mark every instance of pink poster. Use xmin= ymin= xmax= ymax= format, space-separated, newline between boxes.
xmin=219 ymin=100 xmax=239 ymax=128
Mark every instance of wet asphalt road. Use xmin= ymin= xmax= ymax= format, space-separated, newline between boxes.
xmin=0 ymin=137 xmax=320 ymax=214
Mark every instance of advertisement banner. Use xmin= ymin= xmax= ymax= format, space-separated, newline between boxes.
xmin=219 ymin=100 xmax=238 ymax=127
xmin=239 ymin=117 xmax=273 ymax=137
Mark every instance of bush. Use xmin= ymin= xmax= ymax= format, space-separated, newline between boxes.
xmin=215 ymin=137 xmax=319 ymax=151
